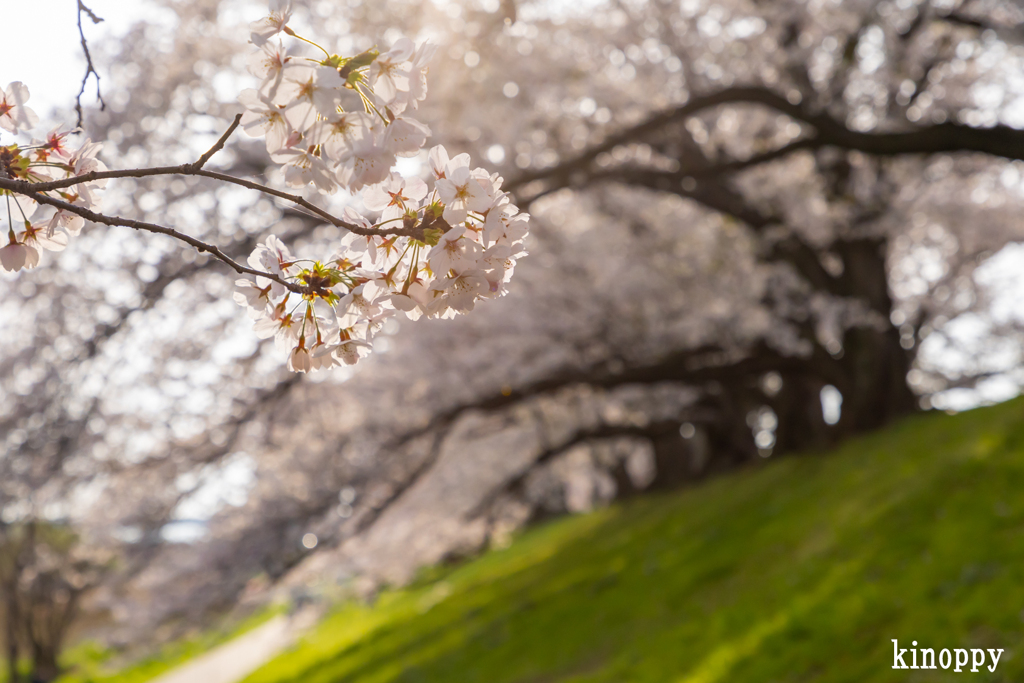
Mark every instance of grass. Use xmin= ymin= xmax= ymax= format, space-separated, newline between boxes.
xmin=233 ymin=398 xmax=1024 ymax=683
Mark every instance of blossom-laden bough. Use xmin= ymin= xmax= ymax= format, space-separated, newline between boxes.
xmin=0 ymin=1 xmax=529 ymax=373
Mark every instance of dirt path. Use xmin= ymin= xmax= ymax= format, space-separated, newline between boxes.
xmin=147 ymin=610 xmax=316 ymax=683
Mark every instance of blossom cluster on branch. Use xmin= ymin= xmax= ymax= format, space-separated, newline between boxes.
xmin=1 ymin=82 xmax=108 ymax=272
xmin=0 ymin=2 xmax=530 ymax=374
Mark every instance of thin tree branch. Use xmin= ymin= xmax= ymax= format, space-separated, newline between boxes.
xmin=75 ymin=1 xmax=105 ymax=129
xmin=1 ymin=112 xmax=451 ymax=294
xmin=0 ymin=181 xmax=306 ymax=294
xmin=190 ymin=114 xmax=243 ymax=171
xmin=5 ymin=157 xmax=432 ymax=240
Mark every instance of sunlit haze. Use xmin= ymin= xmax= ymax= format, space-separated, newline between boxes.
xmin=0 ymin=1 xmax=166 ymax=117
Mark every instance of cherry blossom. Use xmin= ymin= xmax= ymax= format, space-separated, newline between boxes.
xmin=274 ymin=65 xmax=344 ymax=133
xmin=384 ymin=117 xmax=431 ymax=157
xmin=21 ymin=219 xmax=69 ymax=254
xmin=369 ymin=38 xmax=415 ymax=104
xmin=271 ymin=145 xmax=339 ymax=192
xmin=342 ymin=132 xmax=395 ymax=191
xmin=391 ymin=41 xmax=438 ymax=114
xmin=247 ymin=40 xmax=298 ymax=81
xmin=0 ymin=241 xmax=38 ymax=272
xmin=429 ymin=269 xmax=489 ymax=314
xmin=238 ymin=89 xmax=291 ymax=153
xmin=308 ymin=111 xmax=377 ymax=161
xmin=247 ymin=234 xmax=295 ymax=294
xmin=363 ymin=173 xmax=428 ymax=224
xmin=233 ymin=279 xmax=275 ymax=318
xmin=0 ymin=81 xmax=112 ymax=272
xmin=436 ymin=166 xmax=492 ymax=224
xmin=249 ymin=1 xmax=292 ymax=47
xmin=30 ymin=126 xmax=75 ymax=163
xmin=0 ymin=82 xmax=38 ymax=134
xmin=483 ymin=195 xmax=519 ymax=245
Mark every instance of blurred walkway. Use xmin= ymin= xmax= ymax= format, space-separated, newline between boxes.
xmin=147 ymin=610 xmax=317 ymax=683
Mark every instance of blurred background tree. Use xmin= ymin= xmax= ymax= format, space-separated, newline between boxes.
xmin=3 ymin=0 xmax=1024 ymax=674
xmin=0 ymin=521 xmax=107 ymax=683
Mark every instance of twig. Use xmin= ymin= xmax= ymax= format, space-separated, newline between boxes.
xmin=75 ymin=0 xmax=106 ymax=129
xmin=189 ymin=114 xmax=243 ymax=171
xmin=0 ymin=181 xmax=306 ymax=295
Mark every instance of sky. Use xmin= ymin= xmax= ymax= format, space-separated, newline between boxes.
xmin=0 ymin=1 xmax=167 ymax=117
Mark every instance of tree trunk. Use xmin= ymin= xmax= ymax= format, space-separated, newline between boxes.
xmin=5 ymin=633 xmax=19 ymax=683
xmin=29 ymin=647 xmax=60 ymax=683
xmin=743 ymin=236 xmax=917 ymax=456
xmin=832 ymin=236 xmax=918 ymax=432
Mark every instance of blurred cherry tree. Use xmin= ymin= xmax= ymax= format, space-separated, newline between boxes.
xmin=3 ymin=0 xmax=1024 ymax=672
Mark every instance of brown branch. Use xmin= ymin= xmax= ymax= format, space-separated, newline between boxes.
xmin=521 ymin=159 xmax=850 ymax=303
xmin=694 ymin=137 xmax=820 ymax=178
xmin=577 ymin=165 xmax=777 ymax=228
xmin=507 ymin=85 xmax=1024 ymax=196
xmin=0 ymin=180 xmax=306 ymax=294
xmin=387 ymin=341 xmax=848 ymax=458
xmin=465 ymin=419 xmax=689 ymax=520
xmin=75 ymin=1 xmax=105 ymax=129
xmin=7 ymin=114 xmax=438 ymax=242
xmin=2 ymin=114 xmax=451 ymax=296
xmin=192 ymin=169 xmax=440 ymax=239
xmin=935 ymin=9 xmax=1024 ymax=38
xmin=6 ymin=159 xmax=430 ymax=240
xmin=505 ymin=88 xmax=800 ymax=193
xmin=190 ymin=114 xmax=243 ymax=171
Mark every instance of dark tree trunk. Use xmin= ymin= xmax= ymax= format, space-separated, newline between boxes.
xmin=836 ymin=325 xmax=917 ymax=432
xmin=5 ymin=628 xmax=19 ymax=683
xmin=770 ymin=367 xmax=834 ymax=454
xmin=1 ymin=529 xmax=23 ymax=683
xmin=832 ymin=236 xmax=918 ymax=432
xmin=29 ymin=648 xmax=60 ymax=683
xmin=771 ymin=236 xmax=916 ymax=452
xmin=692 ymin=235 xmax=917 ymax=460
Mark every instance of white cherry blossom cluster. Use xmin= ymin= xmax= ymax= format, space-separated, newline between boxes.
xmin=241 ymin=3 xmax=434 ymax=192
xmin=0 ymin=83 xmax=108 ymax=272
xmin=233 ymin=4 xmax=530 ymax=372
xmin=0 ymin=4 xmax=529 ymax=375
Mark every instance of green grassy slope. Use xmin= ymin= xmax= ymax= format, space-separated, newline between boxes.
xmin=238 ymin=400 xmax=1024 ymax=681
